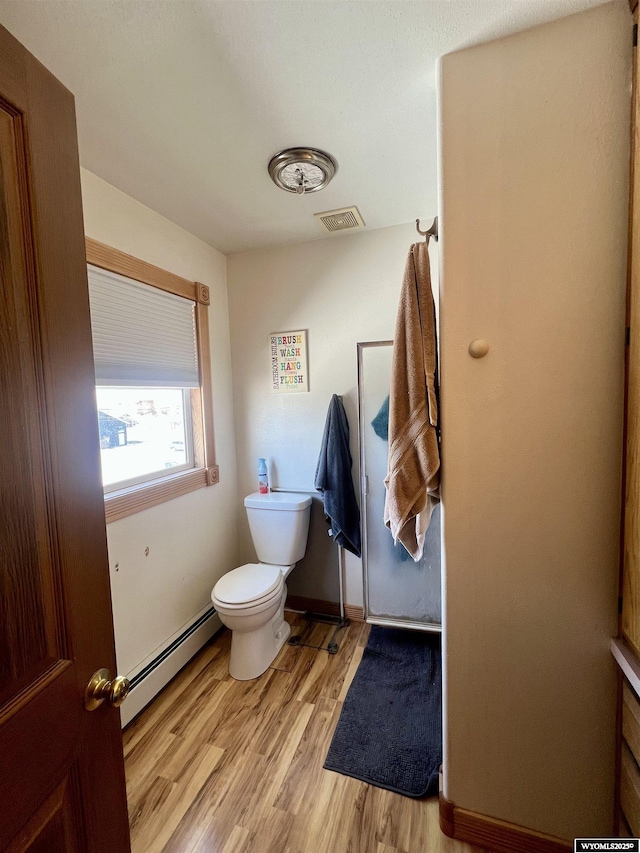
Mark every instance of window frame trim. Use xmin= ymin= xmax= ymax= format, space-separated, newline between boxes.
xmin=85 ymin=237 xmax=219 ymax=524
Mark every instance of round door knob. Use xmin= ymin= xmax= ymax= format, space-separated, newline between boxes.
xmin=84 ymin=668 xmax=131 ymax=711
xmin=469 ymin=339 xmax=490 ymax=358
xmin=109 ymin=676 xmax=131 ymax=707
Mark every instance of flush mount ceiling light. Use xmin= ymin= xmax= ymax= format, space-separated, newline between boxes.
xmin=268 ymin=147 xmax=338 ymax=195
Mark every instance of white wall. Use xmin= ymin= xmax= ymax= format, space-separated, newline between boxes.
xmin=439 ymin=1 xmax=630 ymax=840
xmin=80 ymin=169 xmax=239 ymax=680
xmin=227 ymin=223 xmax=436 ymax=607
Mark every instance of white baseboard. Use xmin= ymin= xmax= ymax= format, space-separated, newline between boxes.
xmin=120 ymin=609 xmax=222 ymax=727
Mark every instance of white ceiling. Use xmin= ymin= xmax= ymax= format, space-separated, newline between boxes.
xmin=0 ymin=0 xmax=614 ymax=254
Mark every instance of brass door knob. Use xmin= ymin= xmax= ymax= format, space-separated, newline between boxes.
xmin=85 ymin=668 xmax=131 ymax=711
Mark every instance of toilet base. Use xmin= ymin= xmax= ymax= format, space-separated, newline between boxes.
xmin=228 ymin=596 xmax=291 ymax=680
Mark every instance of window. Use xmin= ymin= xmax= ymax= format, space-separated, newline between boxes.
xmin=96 ymin=387 xmax=191 ymax=489
xmin=86 ymin=238 xmax=219 ymax=522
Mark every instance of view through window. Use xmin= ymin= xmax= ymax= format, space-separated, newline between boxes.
xmin=96 ymin=387 xmax=191 ymax=490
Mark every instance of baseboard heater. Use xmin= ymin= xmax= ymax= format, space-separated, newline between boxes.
xmin=121 ymin=606 xmax=221 ymax=727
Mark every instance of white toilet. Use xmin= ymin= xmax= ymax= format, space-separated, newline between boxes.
xmin=211 ymin=491 xmax=312 ymax=680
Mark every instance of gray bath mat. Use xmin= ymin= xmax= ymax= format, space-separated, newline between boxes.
xmin=324 ymin=625 xmax=441 ymax=797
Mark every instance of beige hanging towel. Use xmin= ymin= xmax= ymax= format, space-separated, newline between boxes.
xmin=384 ymin=240 xmax=440 ymax=561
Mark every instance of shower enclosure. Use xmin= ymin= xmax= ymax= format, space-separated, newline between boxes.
xmin=357 ymin=341 xmax=441 ymax=631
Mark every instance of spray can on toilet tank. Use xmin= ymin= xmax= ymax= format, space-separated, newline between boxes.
xmin=258 ymin=458 xmax=269 ymax=494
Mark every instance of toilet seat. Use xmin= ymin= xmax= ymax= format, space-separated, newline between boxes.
xmin=212 ymin=583 xmax=282 ymax=614
xmin=212 ymin=563 xmax=284 ymax=610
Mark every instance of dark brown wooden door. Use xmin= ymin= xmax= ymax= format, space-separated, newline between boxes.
xmin=0 ymin=23 xmax=130 ymax=853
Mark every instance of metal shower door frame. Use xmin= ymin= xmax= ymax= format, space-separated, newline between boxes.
xmin=357 ymin=340 xmax=441 ymax=633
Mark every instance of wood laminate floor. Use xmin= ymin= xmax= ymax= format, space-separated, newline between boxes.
xmin=123 ymin=614 xmax=485 ymax=853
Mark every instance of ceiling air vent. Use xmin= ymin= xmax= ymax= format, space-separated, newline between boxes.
xmin=315 ymin=206 xmax=365 ymax=233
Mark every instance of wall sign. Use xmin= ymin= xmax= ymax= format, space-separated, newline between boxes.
xmin=270 ymin=330 xmax=309 ymax=393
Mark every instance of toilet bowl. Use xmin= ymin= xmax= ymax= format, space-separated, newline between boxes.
xmin=211 ymin=562 xmax=290 ymax=680
xmin=211 ymin=492 xmax=311 ymax=680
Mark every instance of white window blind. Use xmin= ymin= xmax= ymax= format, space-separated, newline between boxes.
xmin=87 ymin=264 xmax=199 ymax=388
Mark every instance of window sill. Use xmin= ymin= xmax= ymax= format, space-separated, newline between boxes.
xmin=104 ymin=465 xmax=219 ymax=524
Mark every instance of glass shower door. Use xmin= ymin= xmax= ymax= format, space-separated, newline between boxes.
xmin=357 ymin=341 xmax=441 ymax=631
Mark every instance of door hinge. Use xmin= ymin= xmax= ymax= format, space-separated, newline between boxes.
xmin=634 ymin=23 xmax=638 ymax=47
xmin=627 ymin=327 xmax=631 ymax=347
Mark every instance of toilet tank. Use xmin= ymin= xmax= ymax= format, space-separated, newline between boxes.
xmin=244 ymin=492 xmax=312 ymax=566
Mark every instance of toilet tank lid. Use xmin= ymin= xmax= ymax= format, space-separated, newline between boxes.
xmin=244 ymin=492 xmax=312 ymax=511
